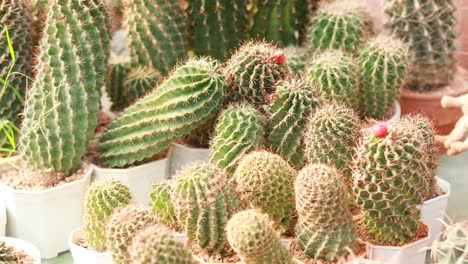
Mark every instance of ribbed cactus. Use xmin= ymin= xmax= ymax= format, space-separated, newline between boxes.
xmin=431 ymin=221 xmax=468 ymax=264
xmin=0 ymin=241 xmax=14 ymax=263
xmin=186 ymin=0 xmax=249 ymax=61
xmin=183 ymin=115 xmax=217 ymax=148
xmin=306 ymin=50 xmax=360 ymax=112
xmin=123 ymin=66 xmax=161 ymax=106
xmin=226 ymin=209 xmax=293 ymax=264
xmin=385 ymin=0 xmax=457 ymax=91
xmin=99 ymin=58 xmax=226 ymax=168
xmin=129 ymin=224 xmax=197 ymax=264
xmin=171 ymin=163 xmax=243 ymax=256
xmin=20 ymin=0 xmax=110 ymax=177
xmin=106 ymin=205 xmax=159 ymax=264
xmin=124 ymin=0 xmax=188 ymax=75
xmin=284 ymin=46 xmax=307 ymax=75
xmin=358 ymin=35 xmax=410 ymax=119
xmin=210 ymin=104 xmax=264 ymax=174
xmin=295 ymin=164 xmax=356 ymax=261
xmin=233 ymin=151 xmax=297 ymax=232
xmin=149 ymin=180 xmax=176 ymax=227
xmin=267 ymin=79 xmax=320 ymax=168
xmin=83 ymin=180 xmax=132 ymax=252
xmin=107 ymin=55 xmax=130 ymax=111
xmin=224 ymin=42 xmax=288 ymax=107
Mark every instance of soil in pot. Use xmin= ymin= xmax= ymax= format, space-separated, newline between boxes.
xmin=1 ymin=243 xmax=36 ymax=264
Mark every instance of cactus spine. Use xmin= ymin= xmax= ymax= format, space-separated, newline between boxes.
xmin=149 ymin=180 xmax=176 ymax=227
xmin=99 ymin=58 xmax=226 ymax=168
xmin=0 ymin=241 xmax=14 ymax=263
xmin=431 ymin=221 xmax=468 ymax=264
xmin=107 ymin=55 xmax=130 ymax=111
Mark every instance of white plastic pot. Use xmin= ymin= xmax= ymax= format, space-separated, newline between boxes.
xmin=0 ymin=156 xmax=92 ymax=259
xmin=362 ymin=101 xmax=401 ymax=132
xmin=1 ymin=237 xmax=41 ymax=264
xmin=0 ymin=196 xmax=5 ymax=237
xmin=93 ymin=158 xmax=169 ymax=204
xmin=69 ymin=229 xmax=113 ymax=264
xmin=169 ymin=143 xmax=211 ymax=176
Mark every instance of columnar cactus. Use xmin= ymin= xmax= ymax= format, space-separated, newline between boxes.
xmin=226 ymin=209 xmax=293 ymax=264
xmin=233 ymin=151 xmax=297 ymax=232
xmin=99 ymin=58 xmax=226 ymax=168
xmin=210 ymin=105 xmax=264 ymax=174
xmin=295 ymin=164 xmax=356 ymax=261
xmin=431 ymin=221 xmax=468 ymax=264
xmin=306 ymin=50 xmax=360 ymax=112
xmin=267 ymin=79 xmax=320 ymax=167
xmin=0 ymin=241 xmax=14 ymax=263
xmin=284 ymin=46 xmax=307 ymax=75
xmin=123 ymin=66 xmax=161 ymax=106
xmin=107 ymin=55 xmax=130 ymax=111
xmin=124 ymin=0 xmax=189 ymax=75
xmin=385 ymin=0 xmax=457 ymax=91
xmin=358 ymin=35 xmax=410 ymax=119
xmin=171 ymin=163 xmax=243 ymax=256
xmin=149 ymin=180 xmax=176 ymax=227
xmin=83 ymin=180 xmax=132 ymax=252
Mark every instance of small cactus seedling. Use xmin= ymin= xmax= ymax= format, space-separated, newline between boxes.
xmin=431 ymin=221 xmax=468 ymax=264
xmin=149 ymin=180 xmax=176 ymax=227
xmin=0 ymin=241 xmax=14 ymax=263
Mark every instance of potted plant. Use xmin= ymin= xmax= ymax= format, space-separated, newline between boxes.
xmin=0 ymin=238 xmax=41 ymax=264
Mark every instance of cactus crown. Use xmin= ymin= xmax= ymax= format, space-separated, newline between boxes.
xmin=0 ymin=241 xmax=14 ymax=263
xmin=432 ymin=221 xmax=468 ymax=264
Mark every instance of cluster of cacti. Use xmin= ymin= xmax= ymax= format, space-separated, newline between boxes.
xmin=149 ymin=180 xmax=176 ymax=227
xmin=431 ymin=221 xmax=468 ymax=264
xmin=107 ymin=55 xmax=130 ymax=111
xmin=226 ymin=209 xmax=293 ymax=264
xmin=0 ymin=241 xmax=14 ymax=263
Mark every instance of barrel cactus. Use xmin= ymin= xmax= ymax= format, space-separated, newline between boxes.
xmin=0 ymin=241 xmax=14 ymax=263
xmin=431 ymin=221 xmax=468 ymax=264
xmin=284 ymin=46 xmax=307 ymax=75
xmin=149 ymin=180 xmax=176 ymax=227
xmin=123 ymin=66 xmax=161 ymax=106
xmin=107 ymin=55 xmax=130 ymax=111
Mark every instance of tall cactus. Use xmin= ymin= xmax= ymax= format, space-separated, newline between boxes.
xmin=99 ymin=58 xmax=226 ymax=168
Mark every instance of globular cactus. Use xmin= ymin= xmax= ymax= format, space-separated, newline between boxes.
xmin=129 ymin=224 xmax=197 ymax=264
xmin=431 ymin=221 xmax=468 ymax=264
xmin=267 ymin=79 xmax=320 ymax=168
xmin=0 ymin=241 xmax=14 ymax=263
xmin=99 ymin=58 xmax=226 ymax=168
xmin=210 ymin=104 xmax=264 ymax=174
xmin=186 ymin=0 xmax=249 ymax=61
xmin=295 ymin=164 xmax=356 ymax=261
xmin=226 ymin=209 xmax=293 ymax=264
xmin=107 ymin=55 xmax=130 ymax=111
xmin=233 ymin=151 xmax=297 ymax=232
xmin=20 ymin=0 xmax=110 ymax=177
xmin=358 ymin=34 xmax=410 ymax=120
xmin=171 ymin=163 xmax=243 ymax=256
xmin=106 ymin=205 xmax=159 ymax=264
xmin=224 ymin=42 xmax=288 ymax=107
xmin=306 ymin=50 xmax=360 ymax=112
xmin=83 ymin=180 xmax=132 ymax=252
xmin=124 ymin=0 xmax=189 ymax=75
xmin=385 ymin=0 xmax=457 ymax=91
xmin=284 ymin=46 xmax=308 ymax=76
xmin=122 ymin=66 xmax=161 ymax=106
xmin=149 ymin=180 xmax=176 ymax=227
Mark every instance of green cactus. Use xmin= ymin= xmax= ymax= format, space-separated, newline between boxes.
xmin=210 ymin=104 xmax=264 ymax=174
xmin=284 ymin=46 xmax=307 ymax=76
xmin=20 ymin=0 xmax=110 ymax=177
xmin=106 ymin=205 xmax=159 ymax=264
xmin=123 ymin=66 xmax=161 ymax=106
xmin=107 ymin=55 xmax=130 ymax=111
xmin=358 ymin=34 xmax=410 ymax=119
xmin=431 ymin=221 xmax=468 ymax=264
xmin=295 ymin=164 xmax=356 ymax=261
xmin=171 ymin=163 xmax=243 ymax=256
xmin=124 ymin=0 xmax=189 ymax=75
xmin=226 ymin=209 xmax=293 ymax=264
xmin=186 ymin=0 xmax=249 ymax=61
xmin=224 ymin=42 xmax=288 ymax=107
xmin=83 ymin=180 xmax=132 ymax=252
xmin=129 ymin=224 xmax=197 ymax=264
xmin=0 ymin=241 xmax=14 ymax=264
xmin=385 ymin=0 xmax=457 ymax=92
xmin=182 ymin=115 xmax=217 ymax=148
xmin=99 ymin=58 xmax=226 ymax=168
xmin=149 ymin=180 xmax=176 ymax=227
xmin=233 ymin=150 xmax=297 ymax=232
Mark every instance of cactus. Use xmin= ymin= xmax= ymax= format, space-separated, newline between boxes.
xmin=182 ymin=115 xmax=217 ymax=148
xmin=124 ymin=0 xmax=189 ymax=75
xmin=107 ymin=55 xmax=130 ymax=111
xmin=431 ymin=221 xmax=468 ymax=264
xmin=99 ymin=58 xmax=226 ymax=168
xmin=106 ymin=205 xmax=159 ymax=264
xmin=226 ymin=209 xmax=293 ymax=264
xmin=284 ymin=46 xmax=307 ymax=76
xmin=0 ymin=241 xmax=14 ymax=263
xmin=358 ymin=34 xmax=410 ymax=119
xmin=306 ymin=50 xmax=360 ymax=112
xmin=171 ymin=163 xmax=243 ymax=256
xmin=20 ymin=0 xmax=110 ymax=177
xmin=295 ymin=164 xmax=356 ymax=261
xmin=210 ymin=104 xmax=264 ymax=174
xmin=149 ymin=180 xmax=176 ymax=227
xmin=186 ymin=0 xmax=249 ymax=61
xmin=233 ymin=150 xmax=297 ymax=232
xmin=123 ymin=66 xmax=161 ymax=106
xmin=385 ymin=0 xmax=457 ymax=92
xmin=83 ymin=180 xmax=132 ymax=252
xmin=129 ymin=224 xmax=197 ymax=264
xmin=224 ymin=42 xmax=288 ymax=107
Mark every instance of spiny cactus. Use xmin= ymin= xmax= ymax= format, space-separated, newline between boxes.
xmin=295 ymin=164 xmax=356 ymax=261
xmin=149 ymin=180 xmax=176 ymax=227
xmin=210 ymin=104 xmax=264 ymax=174
xmin=306 ymin=50 xmax=360 ymax=112
xmin=267 ymin=79 xmax=320 ymax=168
xmin=124 ymin=0 xmax=189 ymax=75
xmin=233 ymin=151 xmax=297 ymax=232
xmin=0 ymin=241 xmax=14 ymax=263
xmin=226 ymin=209 xmax=293 ymax=264
xmin=224 ymin=42 xmax=288 ymax=107
xmin=20 ymin=0 xmax=110 ymax=177
xmin=182 ymin=115 xmax=217 ymax=148
xmin=284 ymin=46 xmax=308 ymax=76
xmin=171 ymin=163 xmax=243 ymax=256
xmin=431 ymin=221 xmax=468 ymax=264
xmin=129 ymin=224 xmax=197 ymax=264
xmin=385 ymin=0 xmax=457 ymax=91
xmin=99 ymin=58 xmax=226 ymax=168
xmin=358 ymin=34 xmax=410 ymax=119
xmin=107 ymin=55 xmax=130 ymax=111
xmin=106 ymin=205 xmax=159 ymax=264
xmin=122 ymin=66 xmax=161 ymax=107
xmin=83 ymin=180 xmax=132 ymax=252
